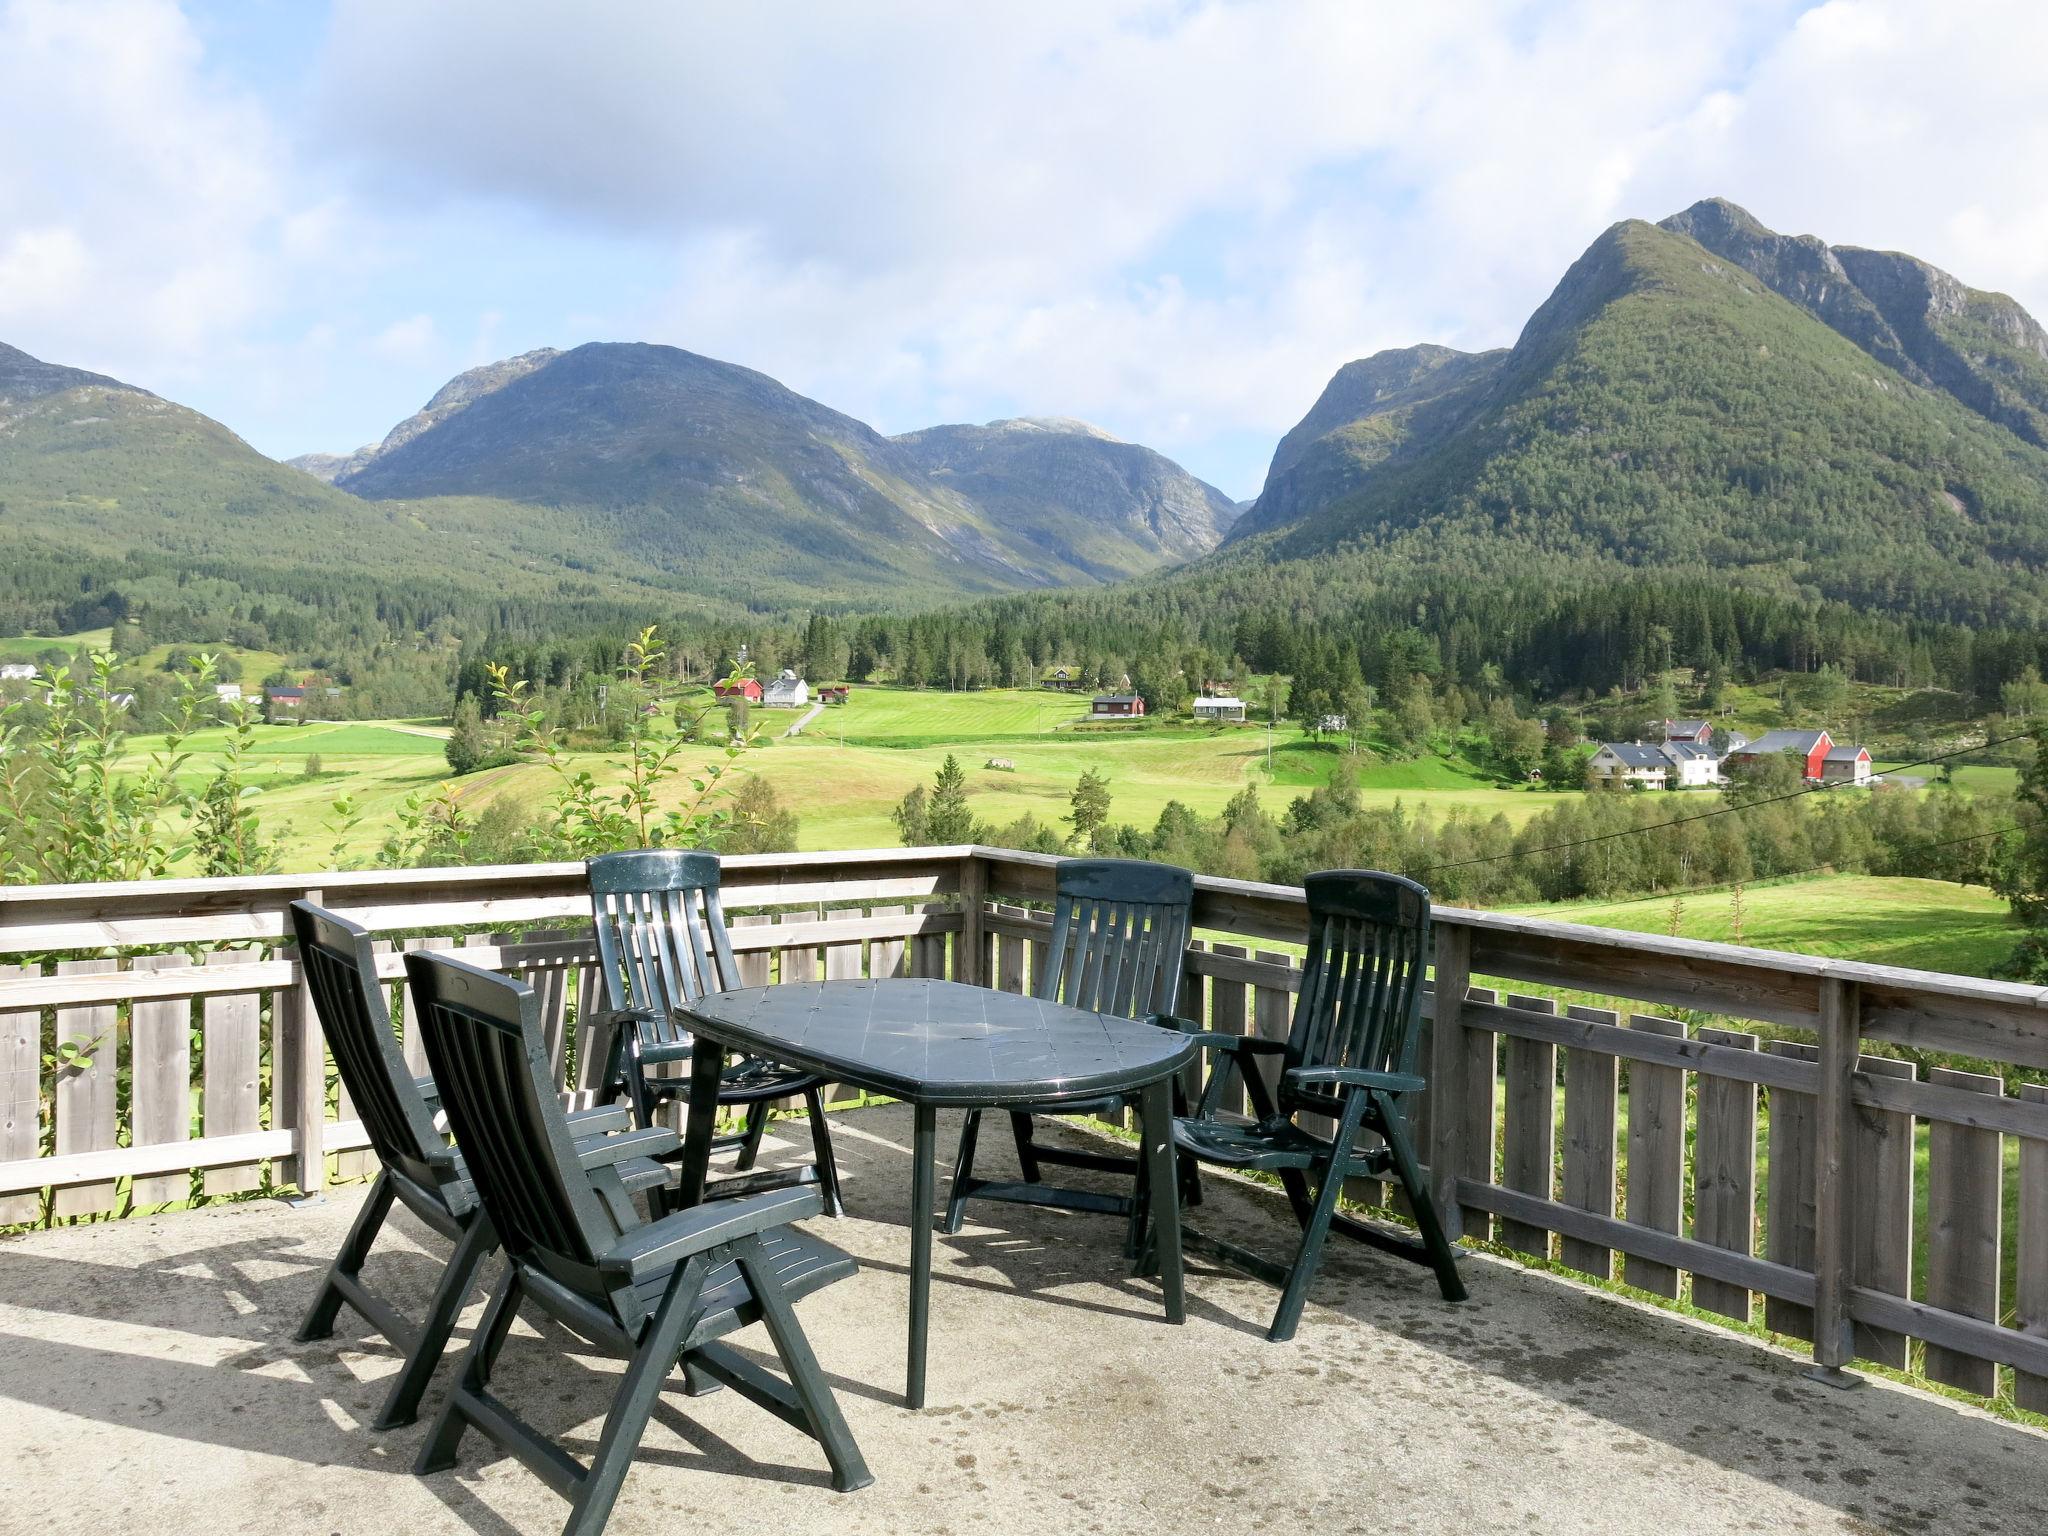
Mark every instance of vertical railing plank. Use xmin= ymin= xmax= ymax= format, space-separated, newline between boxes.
xmin=732 ymin=914 xmax=771 ymax=987
xmin=1250 ymin=952 xmax=1291 ymax=1123
xmin=1691 ymin=1026 xmax=1759 ymax=1323
xmin=201 ymin=951 xmax=262 ymax=1197
xmin=1559 ymin=1005 xmax=1619 ymax=1280
xmin=400 ymin=936 xmax=450 ymax=1076
xmin=995 ymin=905 xmax=1027 ymax=995
xmin=275 ymin=887 xmax=325 ymax=1196
xmin=1209 ymin=945 xmax=1250 ymax=1118
xmin=1763 ymin=1039 xmax=1819 ymax=1342
xmin=2017 ymin=1082 xmax=2048 ymax=1415
xmin=1427 ymin=927 xmax=1473 ymax=1241
xmin=53 ymin=957 xmax=120 ymax=1218
xmin=0 ymin=962 xmax=41 ymax=1224
xmin=911 ymin=905 xmax=949 ymax=980
xmin=777 ymin=908 xmax=822 ymax=986
xmin=129 ymin=955 xmax=194 ymax=1208
xmin=1457 ymin=984 xmax=1498 ymax=1242
xmin=1923 ymin=1067 xmax=2003 ymax=1395
xmin=956 ymin=857 xmax=987 ymax=988
xmin=1624 ymin=1013 xmax=1686 ymax=1299
xmin=1499 ymin=994 xmax=1557 ymax=1259
xmin=1850 ymin=1053 xmax=1915 ymax=1368
xmin=868 ymin=905 xmax=909 ymax=982
xmin=522 ymin=928 xmax=575 ymax=1090
xmin=1808 ymin=978 xmax=1859 ymax=1377
xmin=822 ymin=915 xmax=863 ymax=1107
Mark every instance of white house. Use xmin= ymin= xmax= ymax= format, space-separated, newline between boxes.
xmin=214 ymin=682 xmax=243 ymax=702
xmin=1662 ymin=740 xmax=1721 ymax=788
xmin=1588 ymin=742 xmax=1678 ymax=787
xmin=1316 ymin=713 xmax=1349 ymax=733
xmin=1193 ymin=695 xmax=1246 ymax=722
xmin=1588 ymin=740 xmax=1722 ymax=789
xmin=762 ymin=669 xmax=810 ymax=709
xmin=0 ymin=663 xmax=35 ymax=682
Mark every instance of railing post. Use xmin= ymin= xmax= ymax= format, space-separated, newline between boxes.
xmin=1807 ymin=975 xmax=1860 ymax=1387
xmin=281 ymin=890 xmax=327 ymax=1202
xmin=956 ymin=852 xmax=987 ymax=987
xmin=1428 ymin=923 xmax=1473 ymax=1241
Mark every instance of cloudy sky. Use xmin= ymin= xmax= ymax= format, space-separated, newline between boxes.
xmin=3 ymin=0 xmax=2045 ymax=498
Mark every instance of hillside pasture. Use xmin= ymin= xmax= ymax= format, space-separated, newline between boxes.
xmin=1515 ymin=873 xmax=2015 ymax=977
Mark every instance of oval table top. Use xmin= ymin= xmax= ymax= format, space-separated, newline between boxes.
xmin=677 ymin=977 xmax=1196 ymax=1109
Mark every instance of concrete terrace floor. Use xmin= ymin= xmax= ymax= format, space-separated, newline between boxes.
xmin=1 ymin=1104 xmax=2043 ymax=1536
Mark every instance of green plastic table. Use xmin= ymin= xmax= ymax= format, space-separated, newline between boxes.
xmin=674 ymin=977 xmax=1195 ymax=1407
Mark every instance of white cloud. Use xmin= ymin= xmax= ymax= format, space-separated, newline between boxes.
xmin=368 ymin=313 xmax=439 ymax=363
xmin=0 ymin=0 xmax=291 ymax=381
xmin=10 ymin=0 xmax=2048 ymax=493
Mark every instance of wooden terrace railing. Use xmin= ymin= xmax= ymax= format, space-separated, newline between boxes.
xmin=0 ymin=846 xmax=2044 ymax=1411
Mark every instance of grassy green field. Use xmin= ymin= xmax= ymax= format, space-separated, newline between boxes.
xmin=0 ymin=627 xmax=112 ymax=661
xmin=103 ymin=686 xmax=1571 ymax=866
xmin=1516 ymin=873 xmax=2014 ymax=976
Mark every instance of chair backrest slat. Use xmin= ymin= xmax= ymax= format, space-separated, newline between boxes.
xmin=406 ymin=950 xmax=623 ymax=1304
xmin=289 ymin=901 xmax=462 ymax=1205
xmin=587 ymin=850 xmax=737 ymax=1044
xmin=1034 ymin=860 xmax=1193 ymax=1020
xmin=1282 ymin=872 xmax=1432 ymax=1114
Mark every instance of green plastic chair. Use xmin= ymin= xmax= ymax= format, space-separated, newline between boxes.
xmin=289 ymin=900 xmax=672 ymax=1428
xmin=407 ymin=950 xmax=870 ymax=1536
xmin=586 ymin=849 xmax=843 ymax=1215
xmin=1161 ymin=870 xmax=1466 ymax=1340
xmin=944 ymin=857 xmax=1195 ymax=1245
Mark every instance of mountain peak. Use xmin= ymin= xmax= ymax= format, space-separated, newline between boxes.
xmin=0 ymin=341 xmax=148 ymax=406
xmin=984 ymin=415 xmax=1122 ymax=442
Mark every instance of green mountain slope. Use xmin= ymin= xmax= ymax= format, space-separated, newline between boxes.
xmin=1227 ymin=207 xmax=2048 ymax=627
xmin=0 ymin=346 xmax=731 ymax=643
xmin=890 ymin=416 xmax=1237 ymax=578
xmin=331 ymin=343 xmax=1227 ymax=602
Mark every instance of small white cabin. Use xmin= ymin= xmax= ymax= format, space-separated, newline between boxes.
xmin=1193 ymin=696 xmax=1246 ymax=722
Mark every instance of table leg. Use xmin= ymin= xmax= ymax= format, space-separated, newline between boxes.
xmin=906 ymin=1102 xmax=936 ymax=1408
xmin=1139 ymin=1078 xmax=1185 ymax=1324
xmin=676 ymin=1040 xmax=727 ymax=1209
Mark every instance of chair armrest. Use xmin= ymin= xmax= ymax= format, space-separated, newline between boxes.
xmin=576 ymin=1125 xmax=683 ymax=1169
xmin=566 ymin=1103 xmax=633 ymax=1137
xmin=1286 ymin=1066 xmax=1426 ymax=1095
xmin=599 ymin=1184 xmax=824 ymax=1283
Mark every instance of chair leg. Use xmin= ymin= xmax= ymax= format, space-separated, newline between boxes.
xmin=943 ymin=1109 xmax=983 ymax=1234
xmin=1380 ymin=1103 xmax=1468 ymax=1303
xmin=804 ymin=1087 xmax=844 ymax=1218
xmin=733 ymin=1236 xmax=873 ymax=1493
xmin=1276 ymin=1166 xmax=1316 ymax=1228
xmin=416 ymin=1261 xmax=523 ymax=1475
xmin=1268 ymin=1157 xmax=1347 ymax=1344
xmin=297 ymin=1170 xmax=396 ymax=1341
xmin=562 ymin=1254 xmax=710 ymax=1536
xmin=1008 ymin=1110 xmax=1042 ymax=1183
xmin=372 ymin=1212 xmax=496 ymax=1430
xmin=734 ymin=1099 xmax=771 ymax=1172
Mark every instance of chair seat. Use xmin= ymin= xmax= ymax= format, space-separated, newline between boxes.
xmin=1172 ymin=1115 xmax=1346 ymax=1173
xmin=632 ymin=1226 xmax=858 ymax=1334
xmin=448 ymin=1147 xmax=672 ymax=1202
